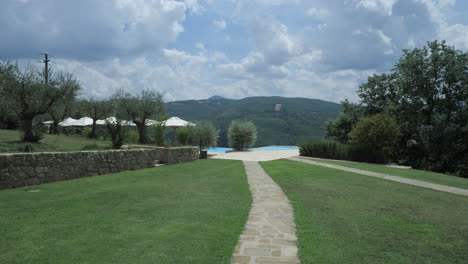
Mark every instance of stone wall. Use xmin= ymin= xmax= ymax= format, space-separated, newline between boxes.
xmin=0 ymin=147 xmax=199 ymax=190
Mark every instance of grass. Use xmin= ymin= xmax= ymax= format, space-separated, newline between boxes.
xmin=0 ymin=159 xmax=251 ymax=264
xmin=0 ymin=129 xmax=111 ymax=152
xmin=300 ymin=156 xmax=468 ymax=189
xmin=261 ymin=159 xmax=468 ymax=264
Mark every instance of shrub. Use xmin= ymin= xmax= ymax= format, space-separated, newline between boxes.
xmin=18 ymin=144 xmax=34 ymax=152
xmin=177 ymin=127 xmax=190 ymax=145
xmin=106 ymin=121 xmax=128 ymax=149
xmin=62 ymin=127 xmax=75 ymax=136
xmin=154 ymin=122 xmax=166 ymax=146
xmin=228 ymin=120 xmax=257 ymax=151
xmin=126 ymin=129 xmax=139 ymax=144
xmin=299 ymin=141 xmax=387 ymax=164
xmin=82 ymin=127 xmax=92 ymax=138
xmin=348 ymin=114 xmax=400 ymax=159
xmin=189 ymin=121 xmax=218 ymax=152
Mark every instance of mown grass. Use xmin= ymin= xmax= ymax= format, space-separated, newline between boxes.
xmin=0 ymin=129 xmax=111 ymax=152
xmin=300 ymin=156 xmax=468 ymax=189
xmin=0 ymin=159 xmax=251 ymax=264
xmin=261 ymin=159 xmax=468 ymax=264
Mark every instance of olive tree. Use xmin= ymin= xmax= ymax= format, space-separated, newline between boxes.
xmin=189 ymin=121 xmax=218 ymax=156
xmin=47 ymin=98 xmax=76 ymax=134
xmin=121 ymin=89 xmax=165 ymax=144
xmin=0 ymin=62 xmax=80 ymax=142
xmin=228 ymin=120 xmax=257 ymax=151
xmin=82 ymin=98 xmax=112 ymax=138
xmin=105 ymin=91 xmax=128 ymax=149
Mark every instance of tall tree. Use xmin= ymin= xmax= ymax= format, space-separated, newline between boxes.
xmin=0 ymin=62 xmax=80 ymax=142
xmin=82 ymin=98 xmax=112 ymax=138
xmin=122 ymin=89 xmax=165 ymax=144
xmin=325 ymin=100 xmax=365 ymax=143
xmin=356 ymin=40 xmax=468 ymax=175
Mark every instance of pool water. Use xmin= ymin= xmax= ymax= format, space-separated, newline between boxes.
xmin=206 ymin=147 xmax=234 ymax=153
xmin=254 ymin=146 xmax=299 ymax=151
xmin=206 ymin=145 xmax=298 ymax=153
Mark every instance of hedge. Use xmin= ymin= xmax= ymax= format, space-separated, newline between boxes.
xmin=299 ymin=141 xmax=387 ymax=164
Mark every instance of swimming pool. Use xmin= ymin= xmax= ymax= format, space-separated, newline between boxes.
xmin=254 ymin=146 xmax=299 ymax=151
xmin=206 ymin=145 xmax=298 ymax=153
xmin=206 ymin=147 xmax=234 ymax=153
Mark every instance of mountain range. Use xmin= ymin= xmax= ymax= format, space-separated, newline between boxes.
xmin=166 ymin=96 xmax=342 ymax=147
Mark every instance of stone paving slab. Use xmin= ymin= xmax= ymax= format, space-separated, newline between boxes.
xmin=210 ymin=149 xmax=300 ymax=162
xmin=289 ymin=156 xmax=468 ymax=197
xmin=232 ymin=161 xmax=300 ymax=264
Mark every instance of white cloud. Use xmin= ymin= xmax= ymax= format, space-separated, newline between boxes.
xmin=307 ymin=8 xmax=330 ymax=20
xmin=0 ymin=0 xmax=187 ymax=60
xmin=213 ymin=18 xmax=227 ymax=31
xmin=354 ymin=0 xmax=398 ymax=16
xmin=183 ymin=0 xmax=206 ymax=15
xmin=440 ymin=24 xmax=468 ymax=50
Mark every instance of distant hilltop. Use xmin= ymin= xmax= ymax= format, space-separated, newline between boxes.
xmin=207 ymin=95 xmax=227 ymax=100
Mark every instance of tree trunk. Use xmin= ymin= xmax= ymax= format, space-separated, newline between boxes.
xmin=22 ymin=118 xmax=37 ymax=142
xmin=137 ymin=124 xmax=147 ymax=144
xmin=51 ymin=121 xmax=60 ymax=134
xmin=89 ymin=120 xmax=98 ymax=139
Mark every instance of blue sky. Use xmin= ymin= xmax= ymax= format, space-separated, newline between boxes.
xmin=1 ymin=0 xmax=467 ymax=102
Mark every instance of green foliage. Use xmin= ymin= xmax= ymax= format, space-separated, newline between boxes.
xmin=120 ymin=89 xmax=165 ymax=144
xmin=176 ymin=127 xmax=190 ymax=145
xmin=348 ymin=114 xmax=401 ymax=159
xmin=356 ymin=40 xmax=468 ymax=175
xmin=189 ymin=121 xmax=218 ymax=151
xmin=126 ymin=129 xmax=139 ymax=144
xmin=154 ymin=124 xmax=166 ymax=146
xmin=82 ymin=127 xmax=92 ymax=138
xmin=300 ymin=141 xmax=387 ymax=164
xmin=228 ymin=120 xmax=258 ymax=151
xmin=0 ymin=61 xmax=80 ymax=142
xmin=81 ymin=99 xmax=112 ymax=139
xmin=106 ymin=91 xmax=129 ymax=149
xmin=18 ymin=144 xmax=34 ymax=152
xmin=167 ymin=96 xmax=342 ymax=147
xmin=62 ymin=127 xmax=75 ymax=136
xmin=325 ymin=100 xmax=365 ymax=143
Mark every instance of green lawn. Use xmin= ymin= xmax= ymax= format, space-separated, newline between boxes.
xmin=0 ymin=129 xmax=112 ymax=152
xmin=261 ymin=159 xmax=468 ymax=264
xmin=0 ymin=159 xmax=251 ymax=264
xmin=300 ymin=156 xmax=468 ymax=189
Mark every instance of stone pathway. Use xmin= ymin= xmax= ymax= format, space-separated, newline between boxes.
xmin=289 ymin=157 xmax=468 ymax=197
xmin=232 ymin=161 xmax=300 ymax=264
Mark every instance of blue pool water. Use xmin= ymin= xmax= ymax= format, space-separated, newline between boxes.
xmin=254 ymin=146 xmax=299 ymax=151
xmin=206 ymin=147 xmax=234 ymax=153
xmin=206 ymin=145 xmax=298 ymax=153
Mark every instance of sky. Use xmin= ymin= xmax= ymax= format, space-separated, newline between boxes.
xmin=1 ymin=0 xmax=467 ymax=103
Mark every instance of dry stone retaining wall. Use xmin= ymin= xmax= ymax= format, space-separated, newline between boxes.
xmin=0 ymin=147 xmax=198 ymax=190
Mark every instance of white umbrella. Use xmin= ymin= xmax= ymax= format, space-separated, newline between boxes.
xmin=98 ymin=117 xmax=136 ymax=126
xmin=69 ymin=117 xmax=94 ymax=126
xmin=59 ymin=117 xmax=78 ymax=127
xmin=164 ymin=117 xmax=194 ymax=142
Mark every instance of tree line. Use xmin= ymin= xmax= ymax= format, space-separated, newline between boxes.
xmin=324 ymin=40 xmax=467 ymax=176
xmin=0 ymin=61 xmax=165 ymax=147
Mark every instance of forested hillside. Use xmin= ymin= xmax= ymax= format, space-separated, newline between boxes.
xmin=166 ymin=96 xmax=342 ymax=147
